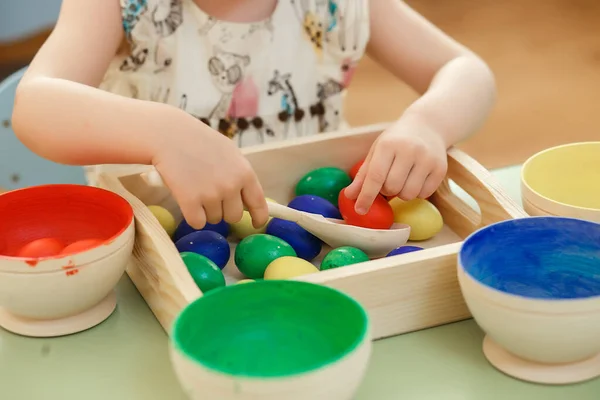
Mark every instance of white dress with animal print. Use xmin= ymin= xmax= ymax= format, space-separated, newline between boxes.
xmin=100 ymin=0 xmax=370 ymax=148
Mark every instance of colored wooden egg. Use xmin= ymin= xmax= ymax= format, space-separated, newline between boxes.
xmin=234 ymin=234 xmax=296 ymax=279
xmin=338 ymin=189 xmax=394 ymax=230
xmin=147 ymin=205 xmax=177 ymax=237
xmin=266 ymin=218 xmax=322 ymax=261
xmin=264 ymin=256 xmax=319 ymax=280
xmin=349 ymin=159 xmax=365 ymax=180
xmin=321 ymin=246 xmax=369 ymax=271
xmin=230 ymin=211 xmax=268 ymax=240
xmin=173 ymin=218 xmax=230 ymax=242
xmin=175 ymin=231 xmax=231 ymax=269
xmin=386 ymin=245 xmax=424 ymax=257
xmin=295 ymin=167 xmax=352 ymax=207
xmin=287 ymin=195 xmax=342 ymax=219
xmin=181 ymin=252 xmax=226 ymax=293
xmin=17 ymin=238 xmax=65 ymax=258
xmin=60 ymin=239 xmax=104 ymax=255
xmin=229 ymin=198 xmax=278 ymax=241
xmin=389 ymin=198 xmax=443 ymax=241
xmin=236 ymin=279 xmax=255 ymax=284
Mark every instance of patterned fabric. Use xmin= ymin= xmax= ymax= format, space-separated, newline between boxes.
xmin=100 ymin=0 xmax=370 ymax=148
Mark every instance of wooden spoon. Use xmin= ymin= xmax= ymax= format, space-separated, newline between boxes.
xmin=267 ymin=202 xmax=411 ymax=258
xmin=141 ymin=170 xmax=411 ymax=258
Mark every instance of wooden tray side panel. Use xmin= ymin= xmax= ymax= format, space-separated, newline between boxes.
xmin=296 ymin=243 xmax=468 ymax=339
xmin=431 ymin=148 xmax=527 ymax=238
xmin=96 ymin=173 xmax=200 ymax=333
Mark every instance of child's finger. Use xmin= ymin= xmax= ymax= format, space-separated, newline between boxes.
xmin=223 ymin=193 xmax=244 ymax=224
xmin=380 ymin=155 xmax=414 ymax=196
xmin=345 ymin=147 xmax=375 ymax=199
xmin=354 ymin=148 xmax=394 ymax=215
xmin=242 ymin=180 xmax=269 ymax=228
xmin=203 ymin=197 xmax=224 ymax=224
xmin=184 ymin=204 xmax=207 ymax=230
xmin=418 ymin=167 xmax=446 ymax=199
xmin=399 ymin=162 xmax=431 ymax=200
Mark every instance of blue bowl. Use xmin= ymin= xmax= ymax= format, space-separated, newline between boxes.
xmin=460 ymin=216 xmax=600 ymax=300
xmin=458 ymin=216 xmax=600 ymax=365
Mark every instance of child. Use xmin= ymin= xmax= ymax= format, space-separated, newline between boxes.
xmin=12 ymin=0 xmax=495 ymax=230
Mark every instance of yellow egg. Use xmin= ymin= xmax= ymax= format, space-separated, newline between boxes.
xmin=147 ymin=205 xmax=176 ymax=236
xmin=230 ymin=198 xmax=279 ymax=240
xmin=236 ymin=279 xmax=255 ymax=284
xmin=264 ymin=256 xmax=319 ymax=280
xmin=389 ymin=198 xmax=443 ymax=241
xmin=230 ymin=211 xmax=268 ymax=239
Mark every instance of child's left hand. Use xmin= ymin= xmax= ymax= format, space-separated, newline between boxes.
xmin=344 ymin=117 xmax=448 ymax=215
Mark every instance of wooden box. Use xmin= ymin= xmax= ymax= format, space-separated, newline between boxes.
xmin=97 ymin=124 xmax=526 ymax=340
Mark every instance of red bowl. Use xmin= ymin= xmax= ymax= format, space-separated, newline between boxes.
xmin=0 ymin=184 xmax=133 ymax=264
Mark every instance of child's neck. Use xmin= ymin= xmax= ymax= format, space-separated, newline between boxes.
xmin=194 ymin=0 xmax=279 ymax=23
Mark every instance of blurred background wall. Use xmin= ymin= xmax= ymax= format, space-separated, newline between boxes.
xmin=1 ymin=0 xmax=599 ymax=169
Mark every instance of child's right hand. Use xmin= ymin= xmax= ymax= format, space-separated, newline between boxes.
xmin=152 ymin=125 xmax=269 ymax=230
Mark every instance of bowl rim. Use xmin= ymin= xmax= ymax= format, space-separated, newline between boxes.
xmin=170 ymin=280 xmax=370 ymax=379
xmin=458 ymin=216 xmax=600 ymax=304
xmin=521 ymin=141 xmax=600 ymax=213
xmin=0 ymin=184 xmax=134 ymax=262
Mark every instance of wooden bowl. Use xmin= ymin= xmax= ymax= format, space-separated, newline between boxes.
xmin=458 ymin=216 xmax=600 ymax=384
xmin=0 ymin=184 xmax=135 ymax=337
xmin=521 ymin=142 xmax=600 ymax=222
xmin=170 ymin=280 xmax=371 ymax=400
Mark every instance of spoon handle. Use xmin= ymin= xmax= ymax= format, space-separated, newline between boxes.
xmin=267 ymin=202 xmax=303 ymax=223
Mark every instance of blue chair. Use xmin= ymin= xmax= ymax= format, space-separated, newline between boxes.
xmin=0 ymin=67 xmax=86 ymax=191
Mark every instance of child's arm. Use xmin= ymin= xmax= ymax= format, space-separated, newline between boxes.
xmin=346 ymin=0 xmax=496 ymax=214
xmin=12 ymin=0 xmax=268 ymax=229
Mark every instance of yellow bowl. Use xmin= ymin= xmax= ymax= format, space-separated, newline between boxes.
xmin=521 ymin=142 xmax=600 ymax=222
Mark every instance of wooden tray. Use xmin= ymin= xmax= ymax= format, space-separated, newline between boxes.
xmin=96 ymin=123 xmax=527 ymax=340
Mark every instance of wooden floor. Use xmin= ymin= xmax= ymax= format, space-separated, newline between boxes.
xmin=2 ymin=0 xmax=600 ymax=169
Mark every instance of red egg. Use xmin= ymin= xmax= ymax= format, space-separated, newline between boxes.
xmin=60 ymin=239 xmax=103 ymax=255
xmin=17 ymin=238 xmax=66 ymax=258
xmin=338 ymin=189 xmax=394 ymax=229
xmin=349 ymin=159 xmax=365 ymax=180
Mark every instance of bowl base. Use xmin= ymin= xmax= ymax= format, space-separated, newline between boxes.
xmin=483 ymin=335 xmax=600 ymax=385
xmin=0 ymin=291 xmax=117 ymax=338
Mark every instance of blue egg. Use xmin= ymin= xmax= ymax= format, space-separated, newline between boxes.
xmin=173 ymin=218 xmax=230 ymax=242
xmin=266 ymin=218 xmax=322 ymax=261
xmin=386 ymin=246 xmax=424 ymax=257
xmin=175 ymin=230 xmax=231 ymax=269
xmin=288 ymin=195 xmax=342 ymax=220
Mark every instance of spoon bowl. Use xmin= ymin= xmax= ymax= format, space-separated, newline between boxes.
xmin=267 ymin=202 xmax=411 ymax=258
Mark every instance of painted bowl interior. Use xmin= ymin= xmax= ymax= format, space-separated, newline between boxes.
xmin=0 ymin=184 xmax=133 ymax=258
xmin=460 ymin=217 xmax=600 ymax=300
xmin=522 ymin=142 xmax=600 ymax=210
xmin=172 ymin=280 xmax=368 ymax=378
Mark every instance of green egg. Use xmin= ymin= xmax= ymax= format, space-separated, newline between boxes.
xmin=181 ymin=252 xmax=226 ymax=293
xmin=235 ymin=234 xmax=297 ymax=279
xmin=321 ymin=246 xmax=370 ymax=271
xmin=295 ymin=167 xmax=352 ymax=207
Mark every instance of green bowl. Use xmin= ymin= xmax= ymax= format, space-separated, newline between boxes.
xmin=169 ymin=280 xmax=371 ymax=400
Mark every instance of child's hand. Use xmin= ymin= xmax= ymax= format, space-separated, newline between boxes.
xmin=152 ymin=126 xmax=269 ymax=229
xmin=344 ymin=118 xmax=448 ymax=215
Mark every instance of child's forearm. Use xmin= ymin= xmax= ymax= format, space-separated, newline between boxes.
xmin=401 ymin=55 xmax=496 ymax=148
xmin=12 ymin=77 xmax=198 ymax=167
